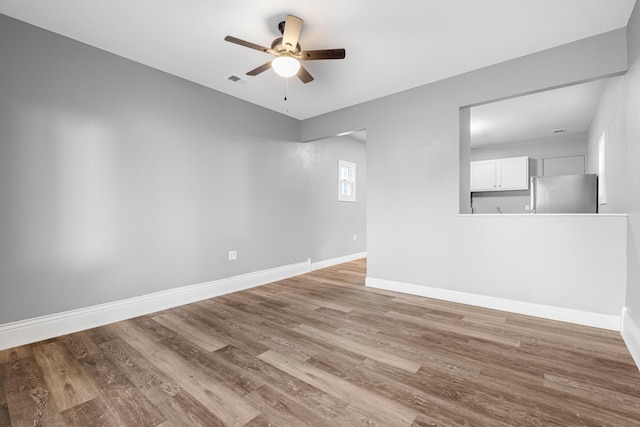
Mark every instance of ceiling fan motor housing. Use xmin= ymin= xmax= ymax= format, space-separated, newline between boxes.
xmin=271 ymin=37 xmax=301 ymax=56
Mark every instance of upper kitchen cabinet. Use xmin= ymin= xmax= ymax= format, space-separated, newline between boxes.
xmin=470 ymin=156 xmax=529 ymax=191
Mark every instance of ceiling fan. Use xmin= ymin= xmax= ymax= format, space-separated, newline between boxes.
xmin=224 ymin=15 xmax=346 ymax=83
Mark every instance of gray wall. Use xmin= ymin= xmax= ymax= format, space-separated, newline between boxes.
xmin=470 ymin=136 xmax=588 ymax=214
xmin=2 ymin=6 xmax=636 ymax=328
xmin=0 ymin=14 xmax=366 ymax=324
xmin=302 ymin=28 xmax=629 ymax=316
xmin=586 ymin=75 xmax=628 ymax=213
xmin=626 ymin=2 xmax=640 ymax=329
xmin=307 ymin=134 xmax=367 ymax=263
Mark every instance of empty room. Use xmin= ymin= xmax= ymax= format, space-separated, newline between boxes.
xmin=2 ymin=0 xmax=640 ymax=425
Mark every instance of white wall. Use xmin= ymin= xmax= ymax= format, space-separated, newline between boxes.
xmin=302 ymin=28 xmax=629 ymax=324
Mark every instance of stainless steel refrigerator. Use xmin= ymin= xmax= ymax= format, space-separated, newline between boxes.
xmin=530 ymin=174 xmax=598 ymax=213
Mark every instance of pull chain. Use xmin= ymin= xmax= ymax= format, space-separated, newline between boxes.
xmin=284 ymin=78 xmax=289 ymax=101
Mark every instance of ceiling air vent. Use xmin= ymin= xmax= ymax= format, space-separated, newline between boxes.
xmin=228 ymin=75 xmax=251 ymax=85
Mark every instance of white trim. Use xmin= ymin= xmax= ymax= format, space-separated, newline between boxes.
xmin=621 ymin=307 xmax=640 ymax=372
xmin=311 ymin=252 xmax=367 ymax=271
xmin=458 ymin=213 xmax=628 ymax=217
xmin=0 ymin=260 xmax=311 ymax=351
xmin=366 ymin=277 xmax=620 ymax=331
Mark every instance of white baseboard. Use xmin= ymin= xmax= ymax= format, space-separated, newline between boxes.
xmin=0 ymin=260 xmax=311 ymax=351
xmin=621 ymin=307 xmax=640 ymax=371
xmin=311 ymin=252 xmax=367 ymax=271
xmin=366 ymin=277 xmax=621 ymax=331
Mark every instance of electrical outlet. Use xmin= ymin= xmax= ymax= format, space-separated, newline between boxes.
xmin=353 ymin=233 xmax=357 ymax=241
xmin=525 ymin=204 xmax=530 ymax=211
xmin=228 ymin=250 xmax=237 ymax=261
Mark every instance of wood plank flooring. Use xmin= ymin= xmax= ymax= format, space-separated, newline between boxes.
xmin=2 ymin=258 xmax=640 ymax=426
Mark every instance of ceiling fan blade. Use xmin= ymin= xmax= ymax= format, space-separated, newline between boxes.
xmin=224 ymin=35 xmax=270 ymax=53
xmin=246 ymin=61 xmax=272 ymax=76
xmin=297 ymin=65 xmax=314 ymax=83
xmin=300 ymin=48 xmax=346 ymax=60
xmin=282 ymin=15 xmax=303 ymax=52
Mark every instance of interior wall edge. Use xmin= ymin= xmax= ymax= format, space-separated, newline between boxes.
xmin=622 ymin=307 xmax=640 ymax=372
xmin=0 ymin=259 xmax=311 ymax=351
xmin=365 ymin=276 xmax=621 ymax=332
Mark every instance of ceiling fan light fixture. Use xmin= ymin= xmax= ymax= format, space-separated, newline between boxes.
xmin=272 ymin=56 xmax=300 ymax=78
xmin=225 ymin=14 xmax=344 ymax=84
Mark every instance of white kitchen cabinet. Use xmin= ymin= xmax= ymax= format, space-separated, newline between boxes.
xmin=470 ymin=156 xmax=529 ymax=191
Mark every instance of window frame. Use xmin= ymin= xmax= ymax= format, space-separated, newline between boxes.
xmin=598 ymin=132 xmax=607 ymax=205
xmin=338 ymin=160 xmax=357 ymax=202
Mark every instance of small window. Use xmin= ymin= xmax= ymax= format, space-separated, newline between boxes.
xmin=598 ymin=132 xmax=607 ymax=205
xmin=338 ymin=160 xmax=356 ymax=202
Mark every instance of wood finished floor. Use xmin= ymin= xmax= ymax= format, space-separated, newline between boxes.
xmin=2 ymin=258 xmax=640 ymax=426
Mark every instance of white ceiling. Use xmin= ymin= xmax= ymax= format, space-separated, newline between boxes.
xmin=470 ymin=78 xmax=607 ymax=148
xmin=0 ymin=0 xmax=636 ymax=120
